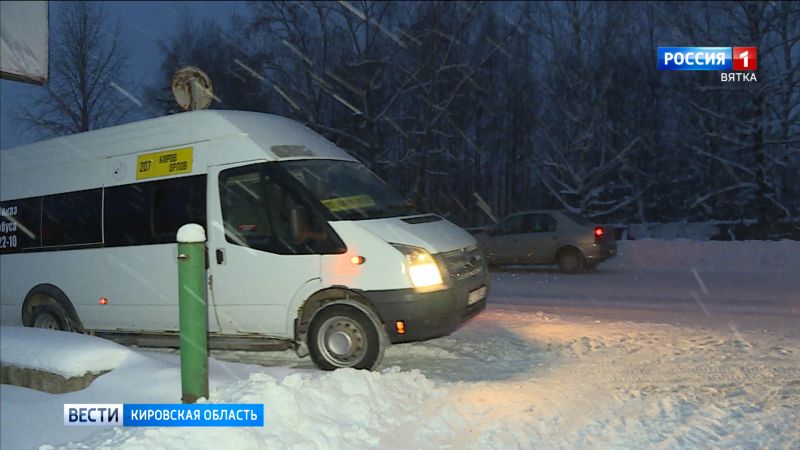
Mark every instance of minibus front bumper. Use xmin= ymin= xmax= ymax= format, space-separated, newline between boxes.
xmin=363 ymin=270 xmax=489 ymax=343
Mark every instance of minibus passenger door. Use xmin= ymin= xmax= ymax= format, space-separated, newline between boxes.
xmin=206 ymin=162 xmax=322 ymax=337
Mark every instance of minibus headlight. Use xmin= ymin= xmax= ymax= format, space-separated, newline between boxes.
xmin=390 ymin=244 xmax=444 ymax=288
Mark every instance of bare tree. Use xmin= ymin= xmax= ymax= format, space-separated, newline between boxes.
xmin=15 ymin=1 xmax=130 ymax=136
xmin=528 ymin=2 xmax=643 ymax=221
xmin=668 ymin=1 xmax=800 ymax=234
xmin=243 ymin=1 xmax=405 ymax=163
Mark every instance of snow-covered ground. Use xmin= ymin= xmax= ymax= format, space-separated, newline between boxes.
xmin=1 ymin=240 xmax=799 ymax=449
xmin=0 ymin=327 xmax=130 ymax=378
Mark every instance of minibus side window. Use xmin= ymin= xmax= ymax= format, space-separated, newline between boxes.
xmin=42 ymin=189 xmax=102 ymax=247
xmin=104 ymin=183 xmax=149 ymax=246
xmin=0 ymin=197 xmax=42 ymax=253
xmin=219 ymin=164 xmax=345 ymax=255
xmin=104 ymin=175 xmax=206 ymax=246
xmin=219 ymin=169 xmax=272 ymax=249
xmin=150 ymin=177 xmax=206 ymax=242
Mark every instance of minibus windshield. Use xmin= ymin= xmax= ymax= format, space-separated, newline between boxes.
xmin=280 ymin=159 xmax=418 ymax=220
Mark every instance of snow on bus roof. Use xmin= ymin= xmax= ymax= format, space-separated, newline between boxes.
xmin=0 ymin=110 xmax=356 ymax=174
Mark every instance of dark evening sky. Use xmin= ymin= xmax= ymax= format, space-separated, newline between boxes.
xmin=1 ymin=1 xmax=246 ymax=149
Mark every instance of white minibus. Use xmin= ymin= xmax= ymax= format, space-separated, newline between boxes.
xmin=0 ymin=111 xmax=488 ymax=370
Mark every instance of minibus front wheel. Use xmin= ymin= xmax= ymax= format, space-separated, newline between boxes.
xmin=308 ymin=305 xmax=382 ymax=370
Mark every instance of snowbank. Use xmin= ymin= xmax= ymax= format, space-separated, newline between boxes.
xmin=0 ymin=327 xmax=132 ymax=377
xmin=628 ymin=222 xmax=720 ymax=240
xmin=0 ymin=328 xmax=457 ymax=449
xmin=613 ymin=239 xmax=800 ymax=271
xmin=81 ymin=368 xmax=446 ymax=449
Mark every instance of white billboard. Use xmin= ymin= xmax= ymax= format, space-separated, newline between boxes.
xmin=0 ymin=1 xmax=48 ymax=85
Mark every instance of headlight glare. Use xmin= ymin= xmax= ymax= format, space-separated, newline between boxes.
xmin=390 ymin=244 xmax=444 ymax=288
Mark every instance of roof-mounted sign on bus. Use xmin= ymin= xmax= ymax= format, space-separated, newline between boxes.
xmin=136 ymin=148 xmax=193 ymax=180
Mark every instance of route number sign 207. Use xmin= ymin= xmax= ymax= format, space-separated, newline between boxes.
xmin=136 ymin=148 xmax=193 ymax=180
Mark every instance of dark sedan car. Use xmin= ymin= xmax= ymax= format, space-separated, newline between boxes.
xmin=477 ymin=210 xmax=617 ymax=273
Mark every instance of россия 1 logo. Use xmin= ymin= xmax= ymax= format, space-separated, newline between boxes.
xmin=732 ymin=47 xmax=756 ymax=71
xmin=657 ymin=47 xmax=757 ymax=82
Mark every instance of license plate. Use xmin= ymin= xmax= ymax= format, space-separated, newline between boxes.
xmin=468 ymin=286 xmax=487 ymax=305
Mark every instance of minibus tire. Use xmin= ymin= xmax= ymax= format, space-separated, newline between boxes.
xmin=308 ymin=305 xmax=381 ymax=371
xmin=22 ymin=284 xmax=84 ymax=332
xmin=30 ymin=305 xmax=68 ymax=331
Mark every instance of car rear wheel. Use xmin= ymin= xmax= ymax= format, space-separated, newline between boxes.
xmin=557 ymin=248 xmax=584 ymax=274
xmin=308 ymin=305 xmax=382 ymax=371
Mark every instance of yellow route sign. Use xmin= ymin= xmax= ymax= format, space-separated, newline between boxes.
xmin=321 ymin=194 xmax=375 ymax=212
xmin=136 ymin=148 xmax=193 ymax=180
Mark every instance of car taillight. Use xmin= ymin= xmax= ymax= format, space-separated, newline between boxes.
xmin=594 ymin=227 xmax=604 ymax=243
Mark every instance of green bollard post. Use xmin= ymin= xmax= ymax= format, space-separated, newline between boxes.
xmin=177 ymin=223 xmax=208 ymax=404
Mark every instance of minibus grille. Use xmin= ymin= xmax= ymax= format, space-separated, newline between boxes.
xmin=438 ymin=245 xmax=484 ymax=280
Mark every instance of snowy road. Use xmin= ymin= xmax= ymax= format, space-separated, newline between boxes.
xmin=204 ymin=289 xmax=800 ymax=447
xmin=215 ymin=254 xmax=800 ymax=375
xmin=203 ymin=241 xmax=800 ymax=447
xmin=385 ymin=259 xmax=798 ymax=447
xmin=492 ymin=267 xmax=799 ymax=320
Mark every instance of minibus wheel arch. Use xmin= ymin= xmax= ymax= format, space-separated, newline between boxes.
xmin=22 ymin=284 xmax=85 ymax=333
xmin=296 ymin=288 xmax=388 ymax=363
